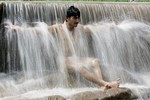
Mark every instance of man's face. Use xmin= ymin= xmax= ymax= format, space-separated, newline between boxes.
xmin=67 ymin=16 xmax=80 ymax=27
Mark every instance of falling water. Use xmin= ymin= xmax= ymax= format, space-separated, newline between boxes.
xmin=2 ymin=2 xmax=150 ymax=25
xmin=88 ymin=20 xmax=150 ymax=82
xmin=1 ymin=2 xmax=150 ymax=99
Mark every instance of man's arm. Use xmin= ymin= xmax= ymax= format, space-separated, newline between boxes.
xmin=4 ymin=22 xmax=48 ymax=30
xmin=78 ymin=24 xmax=92 ymax=37
xmin=5 ymin=25 xmax=21 ymax=29
xmin=84 ymin=25 xmax=94 ymax=56
xmin=84 ymin=25 xmax=92 ymax=37
xmin=48 ymin=24 xmax=61 ymax=37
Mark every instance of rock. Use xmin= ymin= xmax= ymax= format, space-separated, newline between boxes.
xmin=102 ymin=88 xmax=132 ymax=100
xmin=1 ymin=95 xmax=66 ymax=100
xmin=69 ymin=90 xmax=107 ymax=100
xmin=69 ymin=88 xmax=133 ymax=100
xmin=47 ymin=95 xmax=66 ymax=100
xmin=3 ymin=88 xmax=150 ymax=100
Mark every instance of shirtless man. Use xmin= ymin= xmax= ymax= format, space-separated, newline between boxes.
xmin=48 ymin=6 xmax=120 ymax=90
xmin=5 ymin=6 xmax=120 ymax=90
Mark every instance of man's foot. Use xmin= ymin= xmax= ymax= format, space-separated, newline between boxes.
xmin=101 ymin=79 xmax=120 ymax=91
xmin=109 ymin=78 xmax=120 ymax=88
xmin=100 ymin=83 xmax=111 ymax=91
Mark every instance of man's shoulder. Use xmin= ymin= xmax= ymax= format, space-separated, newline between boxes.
xmin=48 ymin=23 xmax=63 ymax=32
xmin=77 ymin=24 xmax=84 ymax=28
xmin=78 ymin=24 xmax=91 ymax=33
xmin=49 ymin=23 xmax=63 ymax=28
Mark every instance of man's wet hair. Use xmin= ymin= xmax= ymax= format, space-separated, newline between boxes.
xmin=66 ymin=6 xmax=80 ymax=19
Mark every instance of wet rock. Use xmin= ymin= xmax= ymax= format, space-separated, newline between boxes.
xmin=3 ymin=88 xmax=150 ymax=100
xmin=102 ymin=88 xmax=133 ymax=100
xmin=69 ymin=90 xmax=107 ymax=100
xmin=2 ymin=95 xmax=66 ymax=100
xmin=69 ymin=88 xmax=133 ymax=100
xmin=47 ymin=95 xmax=66 ymax=100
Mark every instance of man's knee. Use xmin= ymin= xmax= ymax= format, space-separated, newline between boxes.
xmin=66 ymin=65 xmax=75 ymax=73
xmin=79 ymin=67 xmax=88 ymax=75
xmin=91 ymin=58 xmax=100 ymax=68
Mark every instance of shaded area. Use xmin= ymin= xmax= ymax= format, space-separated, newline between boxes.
xmin=0 ymin=3 xmax=7 ymax=72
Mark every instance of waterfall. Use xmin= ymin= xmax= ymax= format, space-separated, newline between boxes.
xmin=0 ymin=2 xmax=150 ymax=99
xmin=87 ymin=20 xmax=150 ymax=83
xmin=2 ymin=3 xmax=150 ymax=24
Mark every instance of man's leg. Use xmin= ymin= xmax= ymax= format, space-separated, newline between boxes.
xmin=66 ymin=57 xmax=120 ymax=90
xmin=66 ymin=62 xmax=107 ymax=87
xmin=66 ymin=57 xmax=108 ymax=88
xmin=79 ymin=66 xmax=108 ymax=87
xmin=91 ymin=59 xmax=103 ymax=79
xmin=91 ymin=58 xmax=120 ymax=89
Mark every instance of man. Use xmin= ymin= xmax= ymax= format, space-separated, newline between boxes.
xmin=5 ymin=6 xmax=120 ymax=90
xmin=48 ymin=6 xmax=120 ymax=90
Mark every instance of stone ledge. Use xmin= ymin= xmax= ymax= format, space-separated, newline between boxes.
xmin=2 ymin=88 xmax=150 ymax=100
xmin=69 ymin=88 xmax=133 ymax=100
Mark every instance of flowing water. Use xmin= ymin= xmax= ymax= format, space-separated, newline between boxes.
xmin=1 ymin=2 xmax=150 ymax=99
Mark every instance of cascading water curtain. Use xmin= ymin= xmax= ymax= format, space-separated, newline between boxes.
xmin=1 ymin=2 xmax=150 ymax=99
